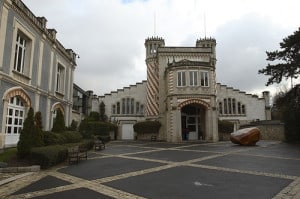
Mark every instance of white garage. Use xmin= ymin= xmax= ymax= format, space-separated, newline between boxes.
xmin=121 ymin=123 xmax=134 ymax=140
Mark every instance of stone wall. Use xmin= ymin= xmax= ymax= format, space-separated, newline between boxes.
xmin=219 ymin=121 xmax=285 ymax=141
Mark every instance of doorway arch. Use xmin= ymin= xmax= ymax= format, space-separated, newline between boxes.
xmin=179 ymin=99 xmax=209 ymax=141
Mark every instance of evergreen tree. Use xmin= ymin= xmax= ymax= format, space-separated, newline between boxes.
xmin=17 ymin=108 xmax=43 ymax=158
xmin=34 ymin=111 xmax=44 ymax=146
xmin=258 ymin=27 xmax=300 ymax=86
xmin=35 ymin=111 xmax=43 ymax=130
xmin=52 ymin=109 xmax=65 ymax=133
xmin=99 ymin=101 xmax=107 ymax=121
xmin=275 ymin=85 xmax=300 ymax=142
xmin=17 ymin=108 xmax=34 ymax=158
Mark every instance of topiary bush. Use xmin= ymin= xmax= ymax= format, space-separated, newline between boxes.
xmin=218 ymin=120 xmax=234 ymax=134
xmin=133 ymin=120 xmax=161 ymax=134
xmin=17 ymin=108 xmax=44 ymax=158
xmin=30 ymin=145 xmax=68 ymax=169
xmin=52 ymin=109 xmax=65 ymax=133
xmin=60 ymin=131 xmax=82 ymax=143
xmin=79 ymin=119 xmax=117 ymax=139
xmin=43 ymin=131 xmax=82 ymax=145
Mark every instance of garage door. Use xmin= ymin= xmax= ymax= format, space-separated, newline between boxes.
xmin=121 ymin=124 xmax=134 ymax=140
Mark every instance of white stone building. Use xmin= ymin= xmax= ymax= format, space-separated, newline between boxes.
xmin=90 ymin=37 xmax=271 ymax=142
xmin=0 ymin=0 xmax=77 ymax=149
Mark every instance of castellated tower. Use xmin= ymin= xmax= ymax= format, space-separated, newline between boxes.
xmin=144 ymin=37 xmax=165 ymax=117
xmin=196 ymin=38 xmax=217 ymax=66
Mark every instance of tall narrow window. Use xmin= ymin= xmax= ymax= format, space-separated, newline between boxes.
xmin=122 ymin=99 xmax=125 ymax=114
xmin=112 ymin=105 xmax=116 ymax=114
xmin=6 ymin=96 xmax=25 ymax=135
xmin=136 ymin=102 xmax=140 ymax=114
xmin=140 ymin=104 xmax=144 ymax=114
xmin=177 ymin=71 xmax=186 ymax=87
xmin=117 ymin=102 xmax=120 ymax=114
xmin=131 ymin=98 xmax=134 ymax=114
xmin=218 ymin=102 xmax=223 ymax=114
xmin=232 ymin=99 xmax=236 ymax=114
xmin=126 ymin=98 xmax=130 ymax=114
xmin=242 ymin=105 xmax=246 ymax=114
xmin=238 ymin=102 xmax=241 ymax=114
xmin=14 ymin=33 xmax=27 ymax=73
xmin=200 ymin=71 xmax=209 ymax=87
xmin=56 ymin=64 xmax=65 ymax=93
xmin=189 ymin=71 xmax=198 ymax=86
xmin=224 ymin=99 xmax=227 ymax=114
xmin=228 ymin=98 xmax=232 ymax=114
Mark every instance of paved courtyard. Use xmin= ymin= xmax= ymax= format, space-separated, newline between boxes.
xmin=0 ymin=141 xmax=299 ymax=199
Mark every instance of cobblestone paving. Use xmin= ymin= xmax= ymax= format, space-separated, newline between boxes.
xmin=0 ymin=141 xmax=299 ymax=199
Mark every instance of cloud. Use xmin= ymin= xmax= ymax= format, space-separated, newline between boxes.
xmin=214 ymin=13 xmax=293 ymax=94
xmin=22 ymin=0 xmax=300 ymax=97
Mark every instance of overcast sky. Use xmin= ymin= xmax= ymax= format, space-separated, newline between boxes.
xmin=23 ymin=0 xmax=300 ymax=97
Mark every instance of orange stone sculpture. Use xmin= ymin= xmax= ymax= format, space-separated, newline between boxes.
xmin=230 ymin=127 xmax=260 ymax=146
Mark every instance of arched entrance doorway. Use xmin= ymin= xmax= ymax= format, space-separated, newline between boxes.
xmin=2 ymin=87 xmax=31 ymax=147
xmin=181 ymin=104 xmax=206 ymax=141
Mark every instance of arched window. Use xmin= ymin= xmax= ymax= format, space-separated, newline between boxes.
xmin=242 ymin=105 xmax=246 ymax=114
xmin=117 ymin=102 xmax=120 ymax=114
xmin=228 ymin=98 xmax=232 ymax=114
xmin=237 ymin=102 xmax=241 ymax=114
xmin=131 ymin=98 xmax=134 ymax=114
xmin=232 ymin=99 xmax=236 ymax=114
xmin=112 ymin=105 xmax=116 ymax=114
xmin=224 ymin=99 xmax=227 ymax=114
xmin=6 ymin=96 xmax=25 ymax=135
xmin=218 ymin=102 xmax=223 ymax=114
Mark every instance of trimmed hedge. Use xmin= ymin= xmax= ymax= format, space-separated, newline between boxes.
xmin=79 ymin=120 xmax=117 ymax=139
xmin=43 ymin=131 xmax=82 ymax=145
xmin=133 ymin=121 xmax=161 ymax=134
xmin=31 ymin=145 xmax=68 ymax=169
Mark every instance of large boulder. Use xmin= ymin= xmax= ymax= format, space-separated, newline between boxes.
xmin=230 ymin=127 xmax=260 ymax=146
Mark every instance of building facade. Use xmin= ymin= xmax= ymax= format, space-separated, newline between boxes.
xmin=0 ymin=0 xmax=77 ymax=148
xmin=90 ymin=36 xmax=271 ymax=142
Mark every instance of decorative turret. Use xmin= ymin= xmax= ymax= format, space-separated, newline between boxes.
xmin=145 ymin=36 xmax=165 ymax=59
xmin=144 ymin=36 xmax=164 ymax=117
xmin=196 ymin=37 xmax=216 ymax=66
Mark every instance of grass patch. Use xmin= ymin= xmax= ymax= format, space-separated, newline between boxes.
xmin=0 ymin=148 xmax=17 ymax=162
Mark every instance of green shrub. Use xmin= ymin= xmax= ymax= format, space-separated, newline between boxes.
xmin=43 ymin=132 xmax=65 ymax=145
xmin=67 ymin=120 xmax=78 ymax=131
xmin=79 ymin=120 xmax=117 ymax=139
xmin=218 ymin=120 xmax=234 ymax=134
xmin=60 ymin=131 xmax=82 ymax=143
xmin=79 ymin=139 xmax=94 ymax=150
xmin=0 ymin=148 xmax=17 ymax=162
xmin=52 ymin=109 xmax=65 ymax=133
xmin=88 ymin=111 xmax=100 ymax=121
xmin=30 ymin=145 xmax=68 ymax=169
xmin=43 ymin=131 xmax=82 ymax=145
xmin=17 ymin=108 xmax=44 ymax=158
xmin=133 ymin=120 xmax=161 ymax=134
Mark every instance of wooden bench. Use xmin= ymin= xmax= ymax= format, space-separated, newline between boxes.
xmin=94 ymin=140 xmax=105 ymax=151
xmin=68 ymin=146 xmax=87 ymax=164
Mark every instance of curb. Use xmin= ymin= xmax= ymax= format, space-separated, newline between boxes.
xmin=0 ymin=165 xmax=40 ymax=173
